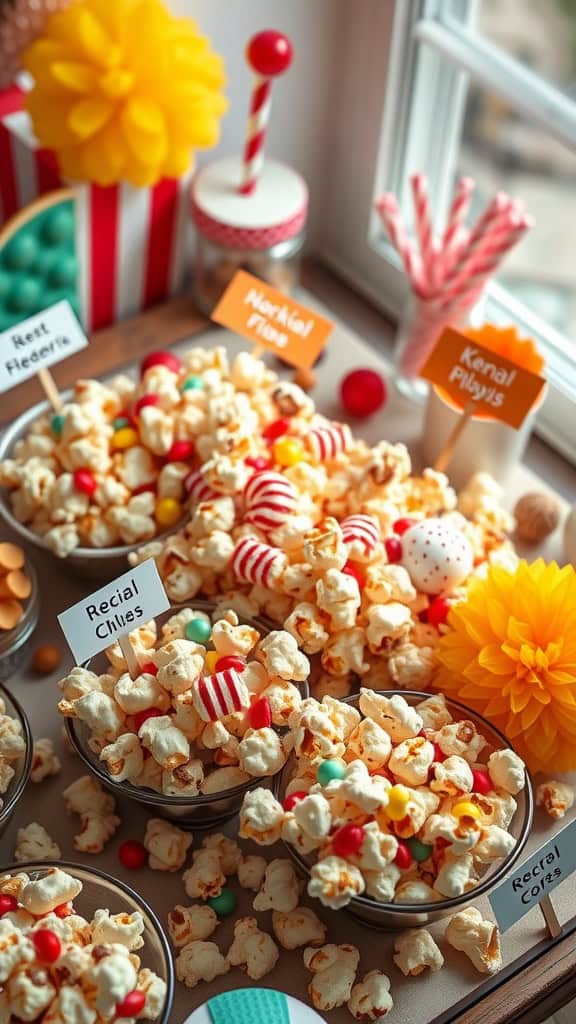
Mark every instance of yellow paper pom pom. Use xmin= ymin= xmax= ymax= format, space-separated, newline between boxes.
xmin=23 ymin=0 xmax=227 ymax=187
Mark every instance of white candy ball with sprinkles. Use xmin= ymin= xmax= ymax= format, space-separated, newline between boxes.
xmin=400 ymin=518 xmax=474 ymax=595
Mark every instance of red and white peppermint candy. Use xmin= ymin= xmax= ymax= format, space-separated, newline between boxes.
xmin=193 ymin=669 xmax=250 ymax=723
xmin=341 ymin=515 xmax=381 ymax=559
xmin=244 ymin=471 xmax=297 ymax=531
xmin=232 ymin=537 xmax=287 ymax=588
xmin=307 ymin=422 xmax=352 ymax=462
xmin=184 ymin=470 xmax=219 ymax=505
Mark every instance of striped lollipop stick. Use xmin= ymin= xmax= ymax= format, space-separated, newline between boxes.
xmin=240 ymin=30 xmax=294 ymax=196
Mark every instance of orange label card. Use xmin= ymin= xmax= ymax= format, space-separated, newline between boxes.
xmin=420 ymin=327 xmax=546 ymax=429
xmin=211 ymin=270 xmax=334 ymax=369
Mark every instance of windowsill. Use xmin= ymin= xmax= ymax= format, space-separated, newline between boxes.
xmin=303 ymin=257 xmax=576 ymax=505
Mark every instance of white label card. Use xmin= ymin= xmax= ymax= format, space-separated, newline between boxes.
xmin=0 ymin=300 xmax=88 ymax=392
xmin=57 ymin=559 xmax=169 ymax=665
xmin=488 ymin=817 xmax=576 ymax=932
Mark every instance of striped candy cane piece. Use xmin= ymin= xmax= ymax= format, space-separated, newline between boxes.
xmin=244 ymin=472 xmax=297 ymax=531
xmin=341 ymin=515 xmax=381 ymax=560
xmin=232 ymin=537 xmax=288 ymax=588
xmin=240 ymin=74 xmax=272 ymax=196
xmin=184 ymin=470 xmax=220 ymax=505
xmin=306 ymin=423 xmax=353 ymax=463
xmin=193 ymin=669 xmax=250 ymax=723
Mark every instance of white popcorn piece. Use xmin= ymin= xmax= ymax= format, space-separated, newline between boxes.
xmin=14 ymin=823 xmax=61 ymax=863
xmin=227 ymin=917 xmax=279 ymax=980
xmin=62 ymin=776 xmax=120 ymax=854
xmin=183 ymin=849 xmax=225 ymax=900
xmin=536 ymin=779 xmax=575 ymax=820
xmin=436 ymin=721 xmax=487 ymax=764
xmin=138 ymin=715 xmax=189 ymax=770
xmin=237 ymin=854 xmax=268 ymax=892
xmin=144 ymin=818 xmax=193 ymax=872
xmin=348 ymin=970 xmax=394 ymax=1021
xmin=91 ymin=908 xmax=145 ymax=950
xmin=366 ymin=602 xmax=412 ymax=654
xmin=284 ymin=602 xmax=330 ymax=655
xmin=473 ymin=825 xmax=516 ymax=862
xmin=200 ymin=766 xmax=250 ymax=794
xmin=417 ymin=693 xmax=453 ymax=731
xmin=293 ymin=792 xmax=332 ymax=842
xmin=353 ymin=821 xmax=398 ymax=872
xmin=393 ymin=928 xmax=444 ymax=976
xmin=388 ymin=736 xmax=435 ymax=786
xmin=30 ymin=738 xmax=61 ymax=784
xmin=0 ymin=760 xmax=15 ymax=794
xmin=364 ymin=865 xmax=401 ymax=903
xmin=321 ymin=627 xmax=368 ymax=677
xmin=72 ymin=691 xmax=125 ymax=742
xmin=40 ymin=986 xmax=96 ymax=1023
xmin=100 ymin=733 xmax=143 ymax=783
xmin=312 ymin=672 xmax=353 ymax=700
xmin=201 ymin=833 xmax=242 ymax=875
xmin=487 ymin=749 xmax=526 ymax=795
xmin=211 ymin=618 xmax=260 ymax=657
xmin=316 ymin=569 xmax=361 ymax=630
xmin=262 ymin=679 xmax=303 ymax=726
xmin=421 ymin=813 xmax=481 ymax=856
xmin=304 ymin=943 xmax=360 ymax=1012
xmin=434 ymin=853 xmax=477 ymax=898
xmin=303 ymin=518 xmax=348 ymax=572
xmin=175 ymin=940 xmax=230 ymax=989
xmin=156 ymin=652 xmax=204 ymax=695
xmin=0 ymin=716 xmax=25 ymax=762
xmin=84 ymin=947 xmax=137 ymax=1017
xmin=431 ymin=755 xmax=474 ymax=796
xmin=394 ymin=879 xmax=439 ymax=904
xmin=256 ymin=630 xmax=310 ymax=682
xmin=238 ymin=727 xmax=286 ymax=777
xmin=138 ymin=967 xmax=168 ymax=1020
xmin=291 ymin=704 xmax=346 ymax=764
xmin=359 ymin=689 xmax=423 ymax=742
xmin=0 ymin=921 xmax=34 ymax=983
xmin=281 ymin=813 xmax=324 ymax=856
xmin=167 ymin=904 xmax=218 ymax=947
xmin=5 ymin=963 xmax=56 ymax=1021
xmin=58 ymin=666 xmax=102 ymax=702
xmin=388 ymin=642 xmax=436 ymax=690
xmin=253 ymin=858 xmax=300 ymax=913
xmin=334 ymin=760 xmax=391 ymax=815
xmin=445 ymin=906 xmax=502 ymax=974
xmin=19 ymin=868 xmax=82 ymax=916
xmin=272 ymin=906 xmax=327 ymax=950
xmin=347 ymin=718 xmax=392 ymax=771
xmin=307 ymin=856 xmax=365 ymax=910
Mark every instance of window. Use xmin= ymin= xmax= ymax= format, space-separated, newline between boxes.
xmin=319 ymin=0 xmax=576 ymax=463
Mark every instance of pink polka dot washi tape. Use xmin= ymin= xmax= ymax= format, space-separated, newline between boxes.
xmin=193 ymin=668 xmax=250 ymax=722
xmin=184 ymin=470 xmax=220 ymax=505
xmin=244 ymin=471 xmax=297 ymax=530
xmin=341 ymin=514 xmax=381 ymax=559
xmin=232 ymin=537 xmax=288 ymax=588
xmin=306 ymin=422 xmax=352 ymax=462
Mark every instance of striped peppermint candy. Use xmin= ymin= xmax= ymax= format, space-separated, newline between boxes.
xmin=307 ymin=422 xmax=353 ymax=463
xmin=244 ymin=471 xmax=297 ymax=531
xmin=193 ymin=669 xmax=250 ymax=723
xmin=232 ymin=537 xmax=287 ymax=588
xmin=184 ymin=470 xmax=220 ymax=505
xmin=341 ymin=514 xmax=381 ymax=559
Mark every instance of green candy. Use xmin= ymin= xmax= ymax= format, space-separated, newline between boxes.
xmin=406 ymin=838 xmax=434 ymax=863
xmin=316 ymin=759 xmax=347 ymax=786
xmin=113 ymin=416 xmax=130 ymax=430
xmin=43 ymin=208 xmax=74 ymax=244
xmin=8 ymin=277 xmax=40 ymax=313
xmin=208 ymin=887 xmax=237 ymax=917
xmin=181 ymin=375 xmax=205 ymax=392
xmin=185 ymin=617 xmax=212 ymax=644
xmin=50 ymin=413 xmax=65 ymax=437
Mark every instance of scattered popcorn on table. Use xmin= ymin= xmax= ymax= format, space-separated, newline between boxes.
xmin=536 ymin=780 xmax=575 ymax=820
xmin=62 ymin=776 xmax=120 ymax=854
xmin=393 ymin=928 xmax=444 ymax=976
xmin=144 ymin=818 xmax=193 ymax=872
xmin=272 ymin=906 xmax=327 ymax=950
xmin=253 ymin=858 xmax=301 ymax=913
xmin=183 ymin=849 xmax=225 ymax=900
xmin=175 ymin=939 xmax=230 ymax=989
xmin=30 ymin=738 xmax=61 ymax=784
xmin=227 ymin=916 xmax=279 ymax=980
xmin=237 ymin=854 xmax=268 ymax=892
xmin=168 ymin=904 xmax=218 ymax=946
xmin=348 ymin=970 xmax=394 ymax=1021
xmin=445 ymin=906 xmax=502 ymax=974
xmin=304 ymin=943 xmax=360 ymax=1012
xmin=14 ymin=822 xmax=61 ymax=862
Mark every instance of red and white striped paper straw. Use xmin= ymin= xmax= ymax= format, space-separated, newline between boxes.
xmin=376 ymin=194 xmax=426 ymax=296
xmin=240 ymin=31 xmax=293 ymax=196
xmin=411 ymin=173 xmax=436 ymax=291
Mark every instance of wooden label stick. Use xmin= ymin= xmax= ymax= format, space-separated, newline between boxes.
xmin=539 ymin=894 xmax=562 ymax=939
xmin=119 ymin=634 xmax=139 ymax=680
xmin=434 ymin=400 xmax=476 ymax=474
xmin=250 ymin=343 xmax=264 ymax=360
xmin=37 ymin=367 xmax=63 ymax=412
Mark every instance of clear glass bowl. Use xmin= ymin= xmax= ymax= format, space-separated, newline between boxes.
xmin=0 ymin=682 xmax=32 ymax=838
xmin=274 ymin=689 xmax=534 ymax=930
xmin=65 ymin=601 xmax=309 ymax=829
xmin=1 ymin=860 xmax=174 ymax=1022
xmin=0 ymin=557 xmax=40 ymax=682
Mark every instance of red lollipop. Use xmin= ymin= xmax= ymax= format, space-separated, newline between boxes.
xmin=247 ymin=31 xmax=293 ymax=77
xmin=340 ymin=368 xmax=387 ymax=418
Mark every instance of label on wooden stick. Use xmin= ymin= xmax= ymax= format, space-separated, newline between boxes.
xmin=0 ymin=300 xmax=88 ymax=392
xmin=211 ymin=270 xmax=333 ymax=368
xmin=420 ymin=327 xmax=545 ymax=428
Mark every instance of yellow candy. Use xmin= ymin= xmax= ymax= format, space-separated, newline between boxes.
xmin=452 ymin=800 xmax=482 ymax=820
xmin=386 ymin=785 xmax=410 ymax=821
xmin=112 ymin=427 xmax=139 ymax=450
xmin=273 ymin=437 xmax=304 ymax=467
xmin=155 ymin=497 xmax=183 ymax=529
xmin=204 ymin=651 xmax=219 ymax=673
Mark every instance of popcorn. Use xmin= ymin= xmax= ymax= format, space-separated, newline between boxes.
xmin=394 ymin=880 xmax=439 ymax=904
xmin=416 ymin=694 xmax=453 ymax=731
xmin=364 ymin=865 xmax=401 ymax=903
xmin=366 ymin=602 xmax=412 ymax=653
xmin=30 ymin=738 xmax=61 ymax=784
xmin=167 ymin=904 xmax=218 ymax=946
xmin=256 ymin=631 xmax=310 ymax=681
xmin=14 ymin=823 xmax=61 ymax=862
xmin=227 ymin=917 xmax=279 ymax=980
xmin=85 ymin=947 xmax=138 ymax=1017
xmin=346 ymin=718 xmax=392 ymax=770
xmin=421 ymin=814 xmax=481 ymax=856
xmin=71 ymin=691 xmax=125 ymax=742
xmin=316 ymin=569 xmax=361 ymax=630
xmin=348 ymin=970 xmax=394 ymax=1021
xmin=388 ymin=736 xmax=435 ymax=785
xmin=359 ymin=689 xmax=423 ymax=741
xmin=100 ymin=733 xmax=143 ymax=783
xmin=473 ymin=825 xmax=516 ymax=862
xmin=144 ymin=818 xmax=193 ymax=872
xmin=536 ymin=779 xmax=575 ymax=820
xmin=272 ymin=906 xmax=327 ymax=950
xmin=238 ymin=727 xmax=286 ymax=776
xmin=436 ymin=721 xmax=487 ymax=763
xmin=91 ymin=908 xmax=145 ymax=950
xmin=5 ymin=964 xmax=56 ymax=1021
xmin=262 ymin=679 xmax=303 ymax=726
xmin=445 ymin=906 xmax=502 ymax=974
xmin=62 ymin=776 xmax=120 ymax=854
xmin=292 ymin=792 xmax=332 ymax=841
xmin=393 ymin=928 xmax=444 ymax=976
xmin=307 ymin=856 xmax=365 ymax=910
xmin=183 ymin=850 xmax=225 ymax=900
xmin=321 ymin=627 xmax=368 ymax=677
xmin=253 ymin=858 xmax=300 ymax=913
xmin=138 ymin=715 xmax=190 ymax=769
xmin=304 ymin=943 xmax=360 ymax=1011
xmin=200 ymin=766 xmax=250 ymax=794
xmin=388 ymin=642 xmax=436 ymax=690
xmin=175 ymin=940 xmax=230 ymax=988
xmin=302 ymin=518 xmax=348 ymax=572
xmin=434 ymin=853 xmax=477 ymax=898
xmin=431 ymin=756 xmax=474 ymax=796
xmin=19 ymin=868 xmax=82 ymax=916
xmin=237 ymin=855 xmax=267 ymax=892
xmin=487 ymin=749 xmax=526 ymax=795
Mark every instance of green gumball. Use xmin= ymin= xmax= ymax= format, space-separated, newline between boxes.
xmin=316 ymin=759 xmax=347 ymax=786
xmin=406 ymin=838 xmax=434 ymax=863
xmin=185 ymin=618 xmax=212 ymax=644
xmin=208 ymin=887 xmax=237 ymax=917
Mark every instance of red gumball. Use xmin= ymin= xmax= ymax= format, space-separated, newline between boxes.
xmin=248 ymin=696 xmax=272 ymax=730
xmin=119 ymin=840 xmax=147 ymax=870
xmin=116 ymin=990 xmax=146 ymax=1017
xmin=342 ymin=562 xmax=365 ymax=588
xmin=73 ymin=468 xmax=97 ymax=496
xmin=393 ymin=517 xmax=417 ymax=536
xmin=245 ymin=455 xmax=272 ymax=471
xmin=427 ymin=596 xmax=451 ymax=629
xmin=394 ymin=841 xmax=413 ymax=869
xmin=140 ymin=351 xmax=182 ymax=377
xmin=133 ymin=707 xmax=163 ymax=732
xmin=32 ymin=929 xmax=61 ymax=964
xmin=384 ymin=537 xmax=403 ymax=563
xmin=139 ymin=661 xmax=158 ymax=676
xmin=282 ymin=791 xmax=307 ymax=812
xmin=432 ymin=742 xmax=446 ymax=764
xmin=132 ymin=482 xmax=157 ymax=496
xmin=471 ymin=769 xmax=492 ymax=796
xmin=436 ymin=837 xmax=451 ymax=851
xmin=332 ymin=824 xmax=364 ymax=858
xmin=53 ymin=903 xmax=73 ymax=919
xmin=340 ymin=368 xmax=387 ymax=419
xmin=134 ymin=393 xmax=160 ymax=416
xmin=215 ymin=655 xmax=247 ymax=674
xmin=262 ymin=418 xmax=290 ymax=442
xmin=247 ymin=30 xmax=293 ymax=77
xmin=0 ymin=894 xmax=17 ymax=916
xmin=167 ymin=440 xmax=195 ymax=462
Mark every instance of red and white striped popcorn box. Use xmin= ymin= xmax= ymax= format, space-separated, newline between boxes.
xmin=0 ymin=96 xmax=192 ymax=331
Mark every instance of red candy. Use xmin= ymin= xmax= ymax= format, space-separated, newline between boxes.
xmin=215 ymin=655 xmax=246 ymax=674
xmin=436 ymin=837 xmax=451 ymax=850
xmin=73 ymin=468 xmax=97 ymax=496
xmin=384 ymin=537 xmax=403 ymax=563
xmin=167 ymin=440 xmax=195 ymax=462
xmin=332 ymin=824 xmax=364 ymax=858
xmin=116 ymin=990 xmax=146 ymax=1017
xmin=134 ymin=393 xmax=160 ymax=416
xmin=427 ymin=596 xmax=451 ymax=629
xmin=245 ymin=455 xmax=272 ymax=471
xmin=53 ymin=903 xmax=73 ymax=919
xmin=139 ymin=661 xmax=158 ymax=676
xmin=247 ymin=30 xmax=293 ymax=77
xmin=0 ymin=894 xmax=17 ymax=916
xmin=340 ymin=368 xmax=387 ymax=418
xmin=370 ymin=767 xmax=392 ymax=781
xmin=432 ymin=742 xmax=446 ymax=764
xmin=140 ymin=351 xmax=182 ymax=376
xmin=133 ymin=707 xmax=163 ymax=732
xmin=471 ymin=769 xmax=492 ymax=795
xmin=393 ymin=517 xmax=417 ymax=536
xmin=248 ymin=696 xmax=272 ymax=730
xmin=262 ymin=418 xmax=290 ymax=442
xmin=132 ymin=482 xmax=157 ymax=496
xmin=394 ymin=841 xmax=413 ymax=869
xmin=32 ymin=929 xmax=61 ymax=964
xmin=119 ymin=839 xmax=147 ymax=870
xmin=282 ymin=791 xmax=307 ymax=812
xmin=342 ymin=562 xmax=365 ymax=588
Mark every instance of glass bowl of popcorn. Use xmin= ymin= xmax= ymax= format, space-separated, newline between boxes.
xmin=0 ymin=861 xmax=174 ymax=1021
xmin=0 ymin=391 xmax=190 ymax=581
xmin=0 ymin=682 xmax=32 ymax=838
xmin=62 ymin=602 xmax=310 ymax=829
xmin=264 ymin=689 xmax=533 ymax=929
